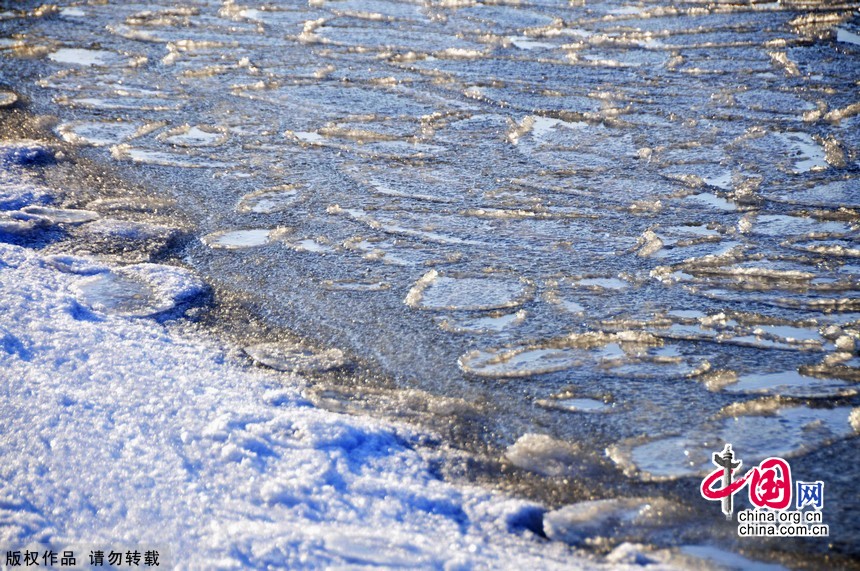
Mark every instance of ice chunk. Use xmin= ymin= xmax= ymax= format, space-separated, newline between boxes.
xmin=110 ymin=145 xmax=230 ymax=168
xmin=202 ymin=229 xmax=277 ymax=249
xmin=509 ymin=37 xmax=555 ymax=51
xmin=505 ymin=433 xmax=593 ymax=478
xmin=47 ymin=48 xmax=116 ymax=66
xmin=0 ymin=212 xmax=48 ymax=236
xmin=20 ymin=206 xmax=99 ymax=225
xmin=765 ymin=180 xmax=860 ymax=208
xmin=43 ymin=254 xmax=110 ymax=275
xmin=86 ymin=197 xmax=175 ymax=215
xmin=405 ymin=270 xmax=534 ymax=311
xmin=778 ymin=132 xmax=828 ymax=173
xmin=836 ymin=27 xmax=860 ymax=46
xmin=605 ymin=543 xmax=658 ymax=566
xmin=636 ymin=229 xmax=663 ymax=257
xmin=460 ymin=331 xmax=663 ymax=378
xmin=610 ymin=404 xmax=859 ymax=480
xmin=544 ymin=498 xmax=689 ymax=547
xmin=575 ymin=276 xmax=628 ymax=290
xmin=536 ymin=397 xmax=613 ymax=414
xmin=59 ymin=6 xmax=86 ymax=17
xmin=459 ymin=345 xmax=587 ymax=378
xmin=320 ymin=279 xmax=391 ymax=292
xmin=285 ymin=238 xmax=335 ymax=254
xmin=680 ymin=545 xmax=790 ymax=571
xmin=244 ymin=342 xmax=348 ymax=374
xmin=722 ymin=370 xmax=856 ymax=398
xmin=71 ymin=263 xmax=205 ymax=317
xmin=57 ymin=120 xmax=141 ymax=147
xmin=158 ymin=124 xmax=227 ymax=147
xmin=783 ymin=235 xmax=860 ymax=258
xmin=435 ymin=310 xmax=526 ymax=334
xmin=750 ymin=215 xmax=850 ymax=237
xmin=684 ymin=192 xmax=737 ymax=212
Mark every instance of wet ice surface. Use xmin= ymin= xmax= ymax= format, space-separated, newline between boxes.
xmin=2 ymin=0 xmax=860 ymax=566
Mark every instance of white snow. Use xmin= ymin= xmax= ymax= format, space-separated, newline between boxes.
xmin=0 ymin=239 xmax=598 ymax=569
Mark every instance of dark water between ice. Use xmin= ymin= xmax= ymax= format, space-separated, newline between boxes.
xmin=2 ymin=0 xmax=859 ymax=565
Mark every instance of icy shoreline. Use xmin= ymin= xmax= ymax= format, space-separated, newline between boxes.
xmin=0 ymin=133 xmax=811 ymax=570
xmin=0 ymin=140 xmax=594 ymax=569
xmin=2 ymin=138 xmax=698 ymax=569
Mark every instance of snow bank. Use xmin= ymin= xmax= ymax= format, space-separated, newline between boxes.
xmin=0 ymin=238 xmax=597 ymax=569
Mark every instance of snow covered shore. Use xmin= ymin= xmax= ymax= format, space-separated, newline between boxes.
xmin=0 ymin=239 xmax=575 ymax=569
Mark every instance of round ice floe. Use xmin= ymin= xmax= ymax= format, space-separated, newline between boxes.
xmin=602 ymin=346 xmax=709 ymax=379
xmin=110 ymin=145 xmax=229 ymax=168
xmin=609 ymin=404 xmax=859 ymax=481
xmin=321 ymin=279 xmax=391 ymax=292
xmin=459 ymin=331 xmax=662 ymax=378
xmin=0 ymin=140 xmax=54 ymax=167
xmin=244 ymin=342 xmax=348 ymax=374
xmin=505 ymin=433 xmax=593 ymax=478
xmin=158 ymin=124 xmax=227 ymax=147
xmin=536 ymin=397 xmax=614 ymax=414
xmin=543 ymin=498 xmax=690 ymax=547
xmin=435 ymin=309 xmax=526 ymax=334
xmin=722 ymin=370 xmax=857 ymax=398
xmin=0 ymin=91 xmax=18 ymax=108
xmin=405 ymin=269 xmax=534 ymax=311
xmin=47 ymin=48 xmax=117 ymax=66
xmin=201 ymin=229 xmax=277 ymax=249
xmin=71 ymin=263 xmax=205 ymax=317
xmin=57 ymin=120 xmax=141 ymax=147
xmin=782 ymin=234 xmax=860 ymax=257
xmin=458 ymin=345 xmax=587 ymax=378
xmin=20 ymin=206 xmax=99 ymax=225
xmin=236 ymin=185 xmax=301 ymax=214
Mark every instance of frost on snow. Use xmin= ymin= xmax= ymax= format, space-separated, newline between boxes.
xmin=0 ymin=241 xmax=601 ymax=570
